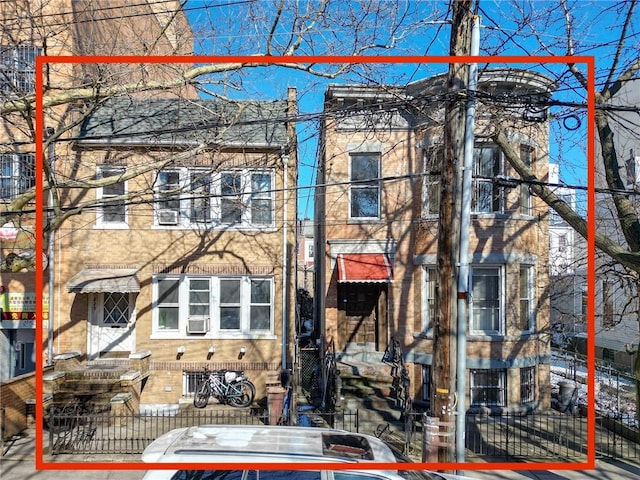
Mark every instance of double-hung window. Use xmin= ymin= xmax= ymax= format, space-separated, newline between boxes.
xmin=153 ymin=275 xmax=274 ymax=338
xmin=0 ymin=45 xmax=40 ymax=94
xmin=0 ymin=153 xmax=34 ymax=200
xmin=518 ymin=265 xmax=535 ymax=332
xmin=157 ymin=278 xmax=180 ymax=331
xmin=97 ymin=166 xmax=127 ymax=226
xmin=422 ymin=148 xmax=442 ymax=217
xmin=470 ymin=369 xmax=507 ymax=407
xmin=421 ymin=266 xmax=437 ymax=334
xmin=473 ymin=145 xmax=503 ymax=213
xmin=156 ymin=170 xmax=182 ymax=225
xmin=470 ymin=266 xmax=502 ymax=335
xmin=190 ymin=171 xmax=211 ymax=223
xmin=350 ymin=153 xmax=380 ymax=219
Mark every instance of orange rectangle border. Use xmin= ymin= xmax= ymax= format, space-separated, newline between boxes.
xmin=34 ymin=54 xmax=596 ymax=473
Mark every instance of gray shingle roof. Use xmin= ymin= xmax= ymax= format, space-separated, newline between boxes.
xmin=77 ymin=97 xmax=290 ymax=148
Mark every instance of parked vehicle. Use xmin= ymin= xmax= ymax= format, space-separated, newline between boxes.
xmin=140 ymin=425 xmax=477 ymax=480
xmin=193 ymin=367 xmax=256 ymax=408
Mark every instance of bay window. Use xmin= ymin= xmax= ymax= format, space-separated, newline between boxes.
xmin=153 ymin=275 xmax=274 ymax=338
xmin=154 ymin=167 xmax=274 ymax=228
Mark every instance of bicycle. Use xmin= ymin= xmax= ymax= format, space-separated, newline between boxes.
xmin=193 ymin=366 xmax=256 ymax=408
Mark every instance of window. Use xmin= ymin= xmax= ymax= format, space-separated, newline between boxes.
xmin=470 ymin=267 xmax=502 ymax=334
xmin=519 ymin=145 xmax=533 ymax=216
xmin=250 ymin=172 xmax=273 ymax=225
xmin=520 ymin=366 xmax=535 ymax=404
xmin=157 ymin=278 xmax=180 ymax=330
xmin=470 ymin=369 xmax=506 ymax=407
xmin=154 ymin=168 xmax=274 ymax=228
xmin=350 ymin=153 xmax=380 ymax=219
xmin=153 ymin=275 xmax=274 ymax=338
xmin=602 ymin=279 xmax=614 ymax=329
xmin=422 ymin=148 xmax=442 ymax=216
xmin=220 ymin=172 xmax=242 ymax=224
xmin=422 ymin=266 xmax=436 ymax=334
xmin=421 ymin=365 xmax=431 ymax=402
xmin=473 ymin=145 xmax=503 ymax=213
xmin=0 ymin=45 xmax=40 ymax=94
xmin=190 ymin=171 xmax=211 ymax=223
xmin=156 ymin=170 xmax=181 ymax=225
xmin=97 ymin=166 xmax=126 ymax=225
xmin=518 ymin=265 xmax=534 ymax=332
xmin=220 ymin=278 xmax=241 ymax=330
xmin=0 ymin=153 xmax=34 ymax=200
xmin=102 ymin=293 xmax=130 ymax=327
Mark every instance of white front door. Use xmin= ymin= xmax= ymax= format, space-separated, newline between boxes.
xmin=88 ymin=292 xmax=136 ymax=359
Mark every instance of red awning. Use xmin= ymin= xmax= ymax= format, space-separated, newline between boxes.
xmin=336 ymin=253 xmax=393 ymax=283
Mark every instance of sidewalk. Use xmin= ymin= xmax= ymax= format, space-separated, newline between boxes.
xmin=2 ymin=427 xmax=640 ymax=479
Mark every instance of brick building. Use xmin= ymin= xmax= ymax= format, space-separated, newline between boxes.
xmin=316 ymin=69 xmax=555 ymax=412
xmin=53 ymin=93 xmax=298 ymax=403
xmin=0 ymin=0 xmax=194 ymax=382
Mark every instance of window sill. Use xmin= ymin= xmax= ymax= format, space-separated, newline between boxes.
xmin=347 ymin=218 xmax=383 ymax=224
xmin=150 ymin=332 xmax=277 ymax=340
xmin=151 ymin=224 xmax=277 ymax=232
xmin=94 ymin=223 xmax=129 ymax=230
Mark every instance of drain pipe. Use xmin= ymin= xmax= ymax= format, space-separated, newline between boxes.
xmin=282 ymin=153 xmax=289 ymax=372
xmin=46 ymin=128 xmax=55 ymax=366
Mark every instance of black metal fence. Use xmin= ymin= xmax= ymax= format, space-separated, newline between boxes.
xmin=46 ymin=407 xmax=640 ymax=462
xmin=47 ymin=408 xmax=269 ymax=455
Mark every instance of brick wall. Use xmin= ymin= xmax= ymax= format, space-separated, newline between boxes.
xmin=0 ymin=368 xmax=52 ymax=441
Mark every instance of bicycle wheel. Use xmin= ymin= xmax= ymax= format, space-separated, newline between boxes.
xmin=193 ymin=381 xmax=210 ymax=408
xmin=228 ymin=380 xmax=256 ymax=408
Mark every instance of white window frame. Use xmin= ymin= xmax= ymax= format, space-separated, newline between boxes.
xmin=519 ymin=265 xmax=535 ymax=333
xmin=151 ymin=275 xmax=275 ymax=339
xmin=0 ymin=153 xmax=34 ymax=200
xmin=96 ymin=166 xmax=128 ymax=228
xmin=421 ymin=266 xmax=437 ymax=335
xmin=349 ymin=152 xmax=381 ymax=220
xmin=473 ymin=144 xmax=504 ymax=214
xmin=154 ymin=167 xmax=274 ymax=229
xmin=470 ymin=368 xmax=507 ymax=407
xmin=422 ymin=148 xmax=441 ymax=217
xmin=470 ymin=266 xmax=504 ymax=335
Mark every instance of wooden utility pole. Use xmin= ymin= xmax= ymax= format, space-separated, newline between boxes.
xmin=431 ymin=0 xmax=474 ymax=463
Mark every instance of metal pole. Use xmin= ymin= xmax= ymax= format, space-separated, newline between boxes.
xmin=455 ymin=14 xmax=480 ymax=463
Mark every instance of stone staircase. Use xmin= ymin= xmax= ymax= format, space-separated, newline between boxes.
xmin=336 ymin=360 xmax=405 ymax=436
xmin=43 ymin=351 xmax=151 ymax=415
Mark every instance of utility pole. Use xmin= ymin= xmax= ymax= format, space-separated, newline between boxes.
xmin=431 ymin=0 xmax=474 ymax=463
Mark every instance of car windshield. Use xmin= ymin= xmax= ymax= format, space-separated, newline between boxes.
xmin=170 ymin=471 xmax=322 ymax=480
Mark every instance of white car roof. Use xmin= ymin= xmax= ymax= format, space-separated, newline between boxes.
xmin=141 ymin=425 xmax=398 ymax=464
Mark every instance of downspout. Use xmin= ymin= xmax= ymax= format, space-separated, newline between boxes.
xmin=282 ymin=153 xmax=289 ymax=371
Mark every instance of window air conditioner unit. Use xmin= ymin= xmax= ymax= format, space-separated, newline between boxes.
xmin=158 ymin=209 xmax=179 ymax=225
xmin=187 ymin=318 xmax=208 ymax=334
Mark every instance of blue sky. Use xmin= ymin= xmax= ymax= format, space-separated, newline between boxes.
xmin=183 ymin=1 xmax=631 ymax=219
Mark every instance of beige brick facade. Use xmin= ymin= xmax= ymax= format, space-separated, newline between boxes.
xmin=318 ymin=71 xmax=553 ymax=412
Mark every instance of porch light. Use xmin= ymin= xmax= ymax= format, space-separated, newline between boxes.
xmin=208 ymin=346 xmax=215 ymax=354
xmin=177 ymin=346 xmax=185 ymax=354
